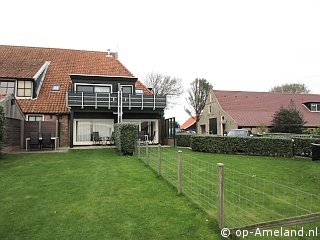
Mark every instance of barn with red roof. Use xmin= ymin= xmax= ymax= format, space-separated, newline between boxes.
xmin=198 ymin=90 xmax=320 ymax=135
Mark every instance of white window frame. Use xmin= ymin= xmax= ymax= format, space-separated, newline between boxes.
xmin=27 ymin=114 xmax=44 ymax=121
xmin=74 ymin=83 xmax=113 ymax=93
xmin=310 ymin=103 xmax=320 ymax=112
xmin=73 ymin=119 xmax=114 ymax=145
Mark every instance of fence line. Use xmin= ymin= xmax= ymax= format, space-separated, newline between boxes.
xmin=136 ymin=142 xmax=320 ymax=234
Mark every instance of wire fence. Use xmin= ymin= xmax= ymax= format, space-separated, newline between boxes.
xmin=136 ymin=143 xmax=320 ymax=237
xmin=224 ymin=167 xmax=320 ymax=228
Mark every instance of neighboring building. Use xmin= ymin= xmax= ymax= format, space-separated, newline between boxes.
xmin=198 ymin=90 xmax=320 ymax=135
xmin=180 ymin=116 xmax=196 ymax=132
xmin=0 ymin=45 xmax=166 ymax=147
xmin=0 ymin=94 xmax=25 ymax=151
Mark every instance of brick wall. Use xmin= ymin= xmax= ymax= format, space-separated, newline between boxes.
xmin=59 ymin=114 xmax=69 ymax=147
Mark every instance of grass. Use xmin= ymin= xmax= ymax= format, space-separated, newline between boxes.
xmin=1 ymin=148 xmax=320 ymax=240
xmin=141 ymin=146 xmax=320 ymax=239
xmin=0 ymin=149 xmax=219 ymax=240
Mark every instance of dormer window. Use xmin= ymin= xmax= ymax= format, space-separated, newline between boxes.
xmin=310 ymin=103 xmax=320 ymax=112
xmin=17 ymin=80 xmax=32 ymax=97
xmin=0 ymin=80 xmax=15 ymax=94
xmin=0 ymin=79 xmax=32 ymax=98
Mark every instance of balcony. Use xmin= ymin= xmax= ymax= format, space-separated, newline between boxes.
xmin=67 ymin=92 xmax=166 ymax=110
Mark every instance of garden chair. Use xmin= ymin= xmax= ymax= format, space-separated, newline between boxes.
xmin=29 ymin=132 xmax=41 ymax=151
xmin=92 ymin=131 xmax=102 ymax=145
xmin=41 ymin=132 xmax=53 ymax=150
xmin=149 ymin=131 xmax=156 ymax=144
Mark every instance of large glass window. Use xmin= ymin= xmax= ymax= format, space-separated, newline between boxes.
xmin=74 ymin=119 xmax=114 ymax=145
xmin=76 ymin=84 xmax=111 ymax=93
xmin=17 ymin=80 xmax=32 ymax=97
xmin=0 ymin=81 xmax=15 ymax=94
xmin=123 ymin=119 xmax=158 ymax=143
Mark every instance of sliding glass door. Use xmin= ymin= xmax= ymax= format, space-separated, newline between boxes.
xmin=73 ymin=119 xmax=114 ymax=145
xmin=123 ymin=119 xmax=158 ymax=143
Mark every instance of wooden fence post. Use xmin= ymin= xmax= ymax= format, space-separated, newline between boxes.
xmin=217 ymin=163 xmax=225 ymax=229
xmin=138 ymin=139 xmax=141 ymax=159
xmin=157 ymin=144 xmax=161 ymax=176
xmin=146 ymin=141 xmax=149 ymax=166
xmin=178 ymin=150 xmax=183 ymax=194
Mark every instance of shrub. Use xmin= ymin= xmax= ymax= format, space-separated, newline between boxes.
xmin=271 ymin=103 xmax=305 ymax=134
xmin=191 ymin=135 xmax=293 ymax=157
xmin=114 ymin=123 xmax=138 ymax=155
xmin=176 ymin=134 xmax=193 ymax=147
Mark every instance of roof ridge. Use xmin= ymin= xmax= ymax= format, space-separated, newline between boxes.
xmin=214 ymin=89 xmax=320 ymax=96
xmin=0 ymin=44 xmax=117 ymax=56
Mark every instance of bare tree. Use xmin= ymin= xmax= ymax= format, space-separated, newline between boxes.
xmin=269 ymin=83 xmax=310 ymax=94
xmin=143 ymin=72 xmax=183 ymax=107
xmin=185 ymin=78 xmax=213 ymax=132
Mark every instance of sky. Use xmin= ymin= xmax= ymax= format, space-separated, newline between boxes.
xmin=1 ymin=0 xmax=320 ymax=124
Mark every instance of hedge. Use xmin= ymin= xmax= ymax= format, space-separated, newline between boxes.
xmin=190 ymin=135 xmax=294 ymax=157
xmin=176 ymin=134 xmax=193 ymax=147
xmin=293 ymin=138 xmax=320 ymax=157
xmin=114 ymin=123 xmax=138 ymax=155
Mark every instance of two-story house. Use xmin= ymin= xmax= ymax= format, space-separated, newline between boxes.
xmin=0 ymin=45 xmax=166 ymax=147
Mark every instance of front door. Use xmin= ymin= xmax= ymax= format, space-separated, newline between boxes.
xmin=209 ymin=118 xmax=217 ymax=134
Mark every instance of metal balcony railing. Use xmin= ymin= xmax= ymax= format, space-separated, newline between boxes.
xmin=67 ymin=92 xmax=166 ymax=110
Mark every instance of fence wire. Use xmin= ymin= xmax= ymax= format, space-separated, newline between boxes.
xmin=224 ymin=167 xmax=320 ymax=229
xmin=136 ymin=143 xmax=320 ymax=237
xmin=182 ymin=152 xmax=217 ymax=216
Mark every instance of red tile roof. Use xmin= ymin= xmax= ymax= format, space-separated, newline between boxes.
xmin=180 ymin=116 xmax=196 ymax=130
xmin=214 ymin=90 xmax=320 ymax=127
xmin=0 ymin=45 xmax=151 ymax=114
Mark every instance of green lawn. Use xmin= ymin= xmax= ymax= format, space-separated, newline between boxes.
xmin=142 ymin=147 xmax=320 ymax=239
xmin=0 ymin=149 xmax=219 ymax=240
xmin=1 ymin=148 xmax=320 ymax=240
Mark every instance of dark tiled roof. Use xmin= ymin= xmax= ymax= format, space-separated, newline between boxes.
xmin=0 ymin=45 xmax=151 ymax=114
xmin=214 ymin=90 xmax=320 ymax=127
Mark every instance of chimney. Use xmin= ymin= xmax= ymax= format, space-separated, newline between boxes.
xmin=106 ymin=49 xmax=112 ymax=58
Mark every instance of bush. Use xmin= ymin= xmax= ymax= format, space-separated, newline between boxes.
xmin=114 ymin=123 xmax=138 ymax=155
xmin=176 ymin=134 xmax=193 ymax=147
xmin=191 ymin=135 xmax=293 ymax=157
